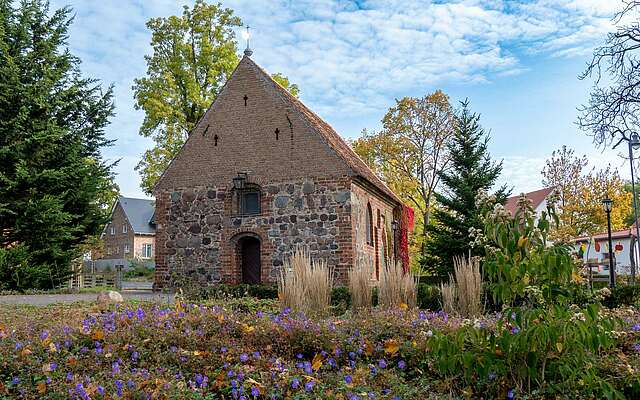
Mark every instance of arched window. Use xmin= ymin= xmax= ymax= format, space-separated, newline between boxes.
xmin=366 ymin=202 xmax=373 ymax=245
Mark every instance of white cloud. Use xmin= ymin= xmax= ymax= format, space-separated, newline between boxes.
xmin=48 ymin=0 xmax=624 ymax=196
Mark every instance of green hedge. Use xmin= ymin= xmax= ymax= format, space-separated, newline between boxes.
xmin=182 ymin=282 xmax=444 ymax=311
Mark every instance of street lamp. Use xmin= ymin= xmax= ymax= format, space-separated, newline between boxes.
xmin=602 ymin=198 xmax=615 ymax=288
xmin=232 ymin=173 xmax=247 ymax=190
xmin=391 ymin=220 xmax=399 ymax=267
xmin=628 ymin=132 xmax=640 ymax=284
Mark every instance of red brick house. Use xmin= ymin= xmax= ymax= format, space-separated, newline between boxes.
xmin=95 ymin=196 xmax=155 ymax=268
xmin=153 ymin=54 xmax=407 ymax=287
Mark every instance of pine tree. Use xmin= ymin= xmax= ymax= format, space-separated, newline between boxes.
xmin=0 ymin=0 xmax=118 ymax=290
xmin=423 ymin=100 xmax=509 ymax=278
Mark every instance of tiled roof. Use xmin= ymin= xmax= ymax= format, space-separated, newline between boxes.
xmin=243 ymin=56 xmax=402 ymax=205
xmin=117 ymin=196 xmax=155 ymax=235
xmin=504 ymin=187 xmax=554 ymax=215
xmin=574 ymin=228 xmax=634 ymax=242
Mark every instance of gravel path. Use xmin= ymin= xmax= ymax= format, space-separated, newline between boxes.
xmin=0 ymin=290 xmax=175 ymax=306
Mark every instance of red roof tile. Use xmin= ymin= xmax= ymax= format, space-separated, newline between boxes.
xmin=504 ymin=187 xmax=553 ymax=215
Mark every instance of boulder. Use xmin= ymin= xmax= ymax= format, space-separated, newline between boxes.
xmin=96 ymin=290 xmax=124 ymax=306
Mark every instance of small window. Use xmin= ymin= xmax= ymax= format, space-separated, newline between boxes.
xmin=106 ymin=247 xmax=111 ymax=255
xmin=142 ymin=244 xmax=153 ymax=259
xmin=241 ymin=191 xmax=261 ymax=215
xmin=122 ymin=224 xmax=128 ymax=234
xmin=124 ymin=244 xmax=130 ymax=254
xmin=366 ymin=203 xmax=373 ymax=245
xmin=110 ymin=225 xmax=115 ymax=235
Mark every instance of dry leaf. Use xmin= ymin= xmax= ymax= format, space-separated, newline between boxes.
xmin=399 ymin=303 xmax=409 ymax=311
xmin=384 ymin=339 xmax=399 ymax=356
xmin=37 ymin=382 xmax=46 ymax=394
xmin=91 ymin=329 xmax=104 ymax=341
xmin=312 ymin=353 xmax=323 ymax=371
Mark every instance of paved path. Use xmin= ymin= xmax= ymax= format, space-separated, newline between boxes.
xmin=0 ymin=290 xmax=175 ymax=306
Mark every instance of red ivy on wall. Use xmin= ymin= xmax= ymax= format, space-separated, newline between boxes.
xmin=399 ymin=205 xmax=414 ymax=273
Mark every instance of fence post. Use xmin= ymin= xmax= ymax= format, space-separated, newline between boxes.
xmin=116 ymin=265 xmax=123 ymax=290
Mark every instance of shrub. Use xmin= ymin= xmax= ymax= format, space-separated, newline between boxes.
xmin=378 ymin=262 xmax=417 ymax=309
xmin=278 ymin=248 xmax=333 ymax=317
xmin=330 ymin=286 xmax=351 ymax=314
xmin=181 ymin=283 xmax=278 ymax=302
xmin=603 ymin=284 xmax=640 ymax=308
xmin=416 ymin=283 xmax=441 ymax=310
xmin=348 ymin=259 xmax=373 ymax=310
xmin=476 ymin=192 xmax=574 ymax=307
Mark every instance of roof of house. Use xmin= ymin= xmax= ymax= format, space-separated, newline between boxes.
xmin=154 ymin=55 xmax=402 ymax=206
xmin=245 ymin=57 xmax=402 ymax=205
xmin=574 ymin=228 xmax=634 ymax=242
xmin=504 ymin=187 xmax=554 ymax=215
xmin=116 ymin=196 xmax=155 ymax=235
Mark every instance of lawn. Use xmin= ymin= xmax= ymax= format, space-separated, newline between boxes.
xmin=1 ymin=299 xmax=639 ymax=399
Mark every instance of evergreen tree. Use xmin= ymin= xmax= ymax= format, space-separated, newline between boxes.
xmin=423 ymin=100 xmax=509 ymax=278
xmin=0 ymin=0 xmax=118 ymax=290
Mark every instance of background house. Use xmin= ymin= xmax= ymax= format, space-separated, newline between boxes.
xmin=574 ymin=227 xmax=636 ymax=276
xmin=92 ymin=196 xmax=156 ymax=270
xmin=504 ymin=187 xmax=554 ymax=216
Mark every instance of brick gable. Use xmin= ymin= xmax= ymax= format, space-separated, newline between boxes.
xmin=155 ymin=56 xmax=353 ymax=192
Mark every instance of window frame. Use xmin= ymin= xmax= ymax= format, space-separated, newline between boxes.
xmin=142 ymin=244 xmax=153 ymax=259
xmin=110 ymin=225 xmax=115 ymax=235
xmin=366 ymin=202 xmax=373 ymax=246
xmin=122 ymin=224 xmax=128 ymax=234
xmin=234 ymin=184 xmax=262 ymax=217
xmin=124 ymin=244 xmax=130 ymax=254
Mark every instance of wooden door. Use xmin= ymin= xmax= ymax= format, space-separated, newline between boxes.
xmin=241 ymin=237 xmax=261 ymax=284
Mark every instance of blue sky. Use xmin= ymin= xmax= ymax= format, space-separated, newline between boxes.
xmin=50 ymin=0 xmax=630 ymax=198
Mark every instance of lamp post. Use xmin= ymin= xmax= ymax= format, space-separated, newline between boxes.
xmin=628 ymin=133 xmax=640 ymax=284
xmin=391 ymin=220 xmax=399 ymax=267
xmin=602 ymin=198 xmax=615 ymax=288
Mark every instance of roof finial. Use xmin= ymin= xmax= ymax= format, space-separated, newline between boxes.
xmin=242 ymin=26 xmax=252 ymax=57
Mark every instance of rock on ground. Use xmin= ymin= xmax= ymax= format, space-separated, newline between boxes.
xmin=96 ymin=290 xmax=124 ymax=305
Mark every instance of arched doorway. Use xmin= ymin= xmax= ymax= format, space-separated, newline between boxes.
xmin=238 ymin=236 xmax=261 ymax=284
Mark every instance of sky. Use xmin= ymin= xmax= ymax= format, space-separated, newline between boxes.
xmin=49 ymin=0 xmax=634 ymax=199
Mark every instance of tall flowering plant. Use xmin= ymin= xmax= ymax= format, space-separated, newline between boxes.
xmin=472 ymin=192 xmax=575 ymax=307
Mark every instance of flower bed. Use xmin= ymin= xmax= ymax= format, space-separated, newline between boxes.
xmin=0 ymin=302 xmax=639 ymax=399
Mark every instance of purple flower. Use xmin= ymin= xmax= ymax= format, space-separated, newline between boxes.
xmin=97 ymin=386 xmax=105 ymax=396
xmin=378 ymin=359 xmax=387 ymax=369
xmin=66 ymin=372 xmax=73 ymax=381
xmin=633 ymin=343 xmax=640 ymax=352
xmin=50 ymin=362 xmax=57 ymax=371
xmin=115 ymin=380 xmax=124 ymax=397
xmin=253 ymin=351 xmax=260 ymax=359
xmin=488 ymin=371 xmax=497 ymax=381
xmin=291 ymin=378 xmax=300 ymax=389
xmin=251 ymin=387 xmax=260 ymax=397
xmin=345 ymin=375 xmax=353 ymax=384
xmin=296 ymin=353 xmax=303 ymax=359
xmin=221 ymin=346 xmax=227 ymax=353
xmin=240 ymin=353 xmax=249 ymax=362
xmin=632 ymin=323 xmax=640 ymax=332
xmin=511 ymin=326 xmax=520 ymax=334
xmin=507 ymin=389 xmax=515 ymax=399
xmin=304 ymin=381 xmax=314 ymax=392
xmin=397 ymin=360 xmax=406 ymax=369
xmin=11 ymin=376 xmax=19 ymax=385
xmin=131 ymin=351 xmax=139 ymax=361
